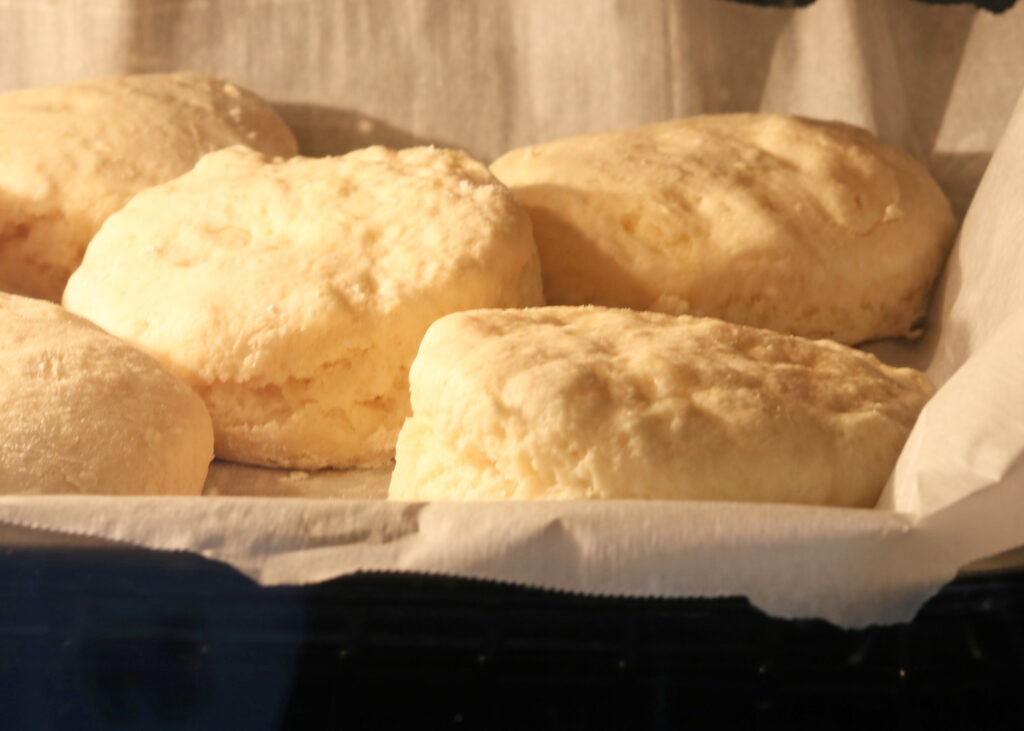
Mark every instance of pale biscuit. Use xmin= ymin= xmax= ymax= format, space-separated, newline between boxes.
xmin=490 ymin=114 xmax=956 ymax=345
xmin=389 ymin=307 xmax=934 ymax=506
xmin=0 ymin=293 xmax=213 ymax=495
xmin=64 ymin=145 xmax=544 ymax=469
xmin=0 ymin=72 xmax=297 ymax=301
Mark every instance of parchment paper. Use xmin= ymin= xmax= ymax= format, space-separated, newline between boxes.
xmin=1 ymin=0 xmax=1024 ymax=628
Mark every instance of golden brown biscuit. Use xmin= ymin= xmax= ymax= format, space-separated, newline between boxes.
xmin=64 ymin=146 xmax=544 ymax=469
xmin=390 ymin=306 xmax=934 ymax=506
xmin=490 ymin=115 xmax=956 ymax=345
xmin=0 ymin=293 xmax=213 ymax=495
xmin=0 ymin=72 xmax=297 ymax=301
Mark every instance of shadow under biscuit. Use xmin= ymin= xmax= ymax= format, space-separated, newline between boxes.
xmin=864 ymin=151 xmax=998 ymax=373
xmin=928 ymin=151 xmax=994 ymax=223
xmin=272 ymin=103 xmax=456 ymax=158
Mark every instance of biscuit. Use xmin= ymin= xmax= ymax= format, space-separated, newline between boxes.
xmin=64 ymin=145 xmax=544 ymax=469
xmin=490 ymin=114 xmax=956 ymax=345
xmin=0 ymin=293 xmax=213 ymax=495
xmin=0 ymin=72 xmax=297 ymax=301
xmin=389 ymin=307 xmax=934 ymax=506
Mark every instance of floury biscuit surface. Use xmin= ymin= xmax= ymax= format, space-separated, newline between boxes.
xmin=0 ymin=72 xmax=298 ymax=301
xmin=389 ymin=307 xmax=934 ymax=506
xmin=64 ymin=145 xmax=544 ymax=470
xmin=0 ymin=294 xmax=213 ymax=495
xmin=490 ymin=114 xmax=956 ymax=345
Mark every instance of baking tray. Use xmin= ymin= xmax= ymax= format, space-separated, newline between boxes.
xmin=3 ymin=542 xmax=1023 ymax=729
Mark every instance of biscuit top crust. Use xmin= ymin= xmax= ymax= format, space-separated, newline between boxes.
xmin=392 ymin=306 xmax=934 ymax=505
xmin=63 ymin=145 xmax=542 ymax=388
xmin=0 ymin=71 xmax=296 ymax=216
xmin=0 ymin=71 xmax=297 ymax=300
xmin=0 ymin=293 xmax=213 ymax=495
xmin=490 ymin=114 xmax=956 ymax=344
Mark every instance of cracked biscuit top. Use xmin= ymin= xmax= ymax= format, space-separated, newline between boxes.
xmin=63 ymin=145 xmax=544 ymax=470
